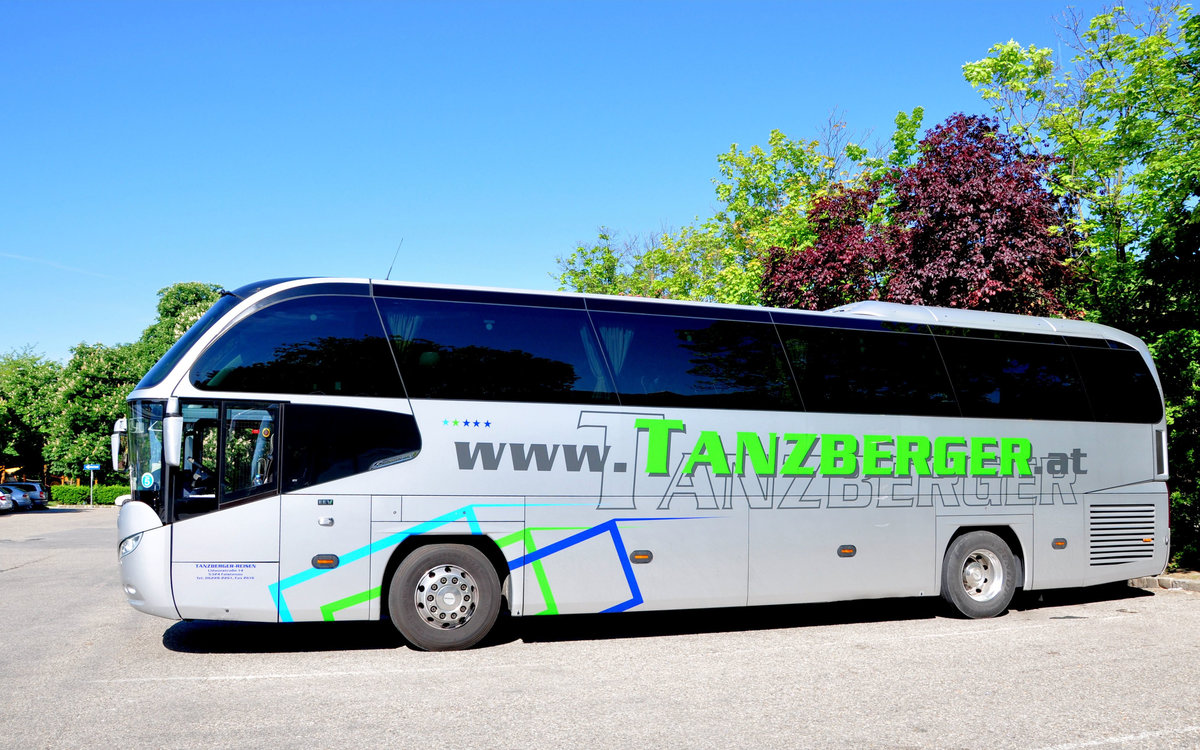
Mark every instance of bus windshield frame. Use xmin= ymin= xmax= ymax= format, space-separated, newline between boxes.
xmin=128 ymin=400 xmax=166 ymax=521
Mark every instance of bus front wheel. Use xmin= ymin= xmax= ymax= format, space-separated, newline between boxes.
xmin=388 ymin=544 xmax=501 ymax=651
xmin=941 ymin=531 xmax=1016 ymax=619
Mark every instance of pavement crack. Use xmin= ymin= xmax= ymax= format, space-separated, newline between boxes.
xmin=0 ymin=554 xmax=56 ymax=573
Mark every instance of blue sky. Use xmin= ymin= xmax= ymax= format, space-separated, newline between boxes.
xmin=0 ymin=0 xmax=1111 ymax=363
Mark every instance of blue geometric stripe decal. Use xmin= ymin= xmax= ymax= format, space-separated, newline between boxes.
xmin=269 ymin=504 xmax=486 ymax=622
xmin=268 ymin=503 xmax=708 ymax=621
xmin=506 ymin=516 xmax=702 ymax=615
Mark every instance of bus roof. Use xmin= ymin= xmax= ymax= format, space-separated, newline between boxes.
xmin=230 ymin=276 xmax=1145 ymax=351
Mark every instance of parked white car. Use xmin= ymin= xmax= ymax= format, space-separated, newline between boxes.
xmin=5 ymin=482 xmax=48 ymax=509
xmin=0 ymin=485 xmax=32 ymax=511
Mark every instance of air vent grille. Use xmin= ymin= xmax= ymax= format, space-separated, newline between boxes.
xmin=1089 ymin=504 xmax=1156 ymax=566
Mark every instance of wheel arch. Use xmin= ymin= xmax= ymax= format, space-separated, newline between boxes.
xmin=379 ymin=533 xmax=512 ymax=623
xmin=942 ymin=524 xmax=1028 ymax=592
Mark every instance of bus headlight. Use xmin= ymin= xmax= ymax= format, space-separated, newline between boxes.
xmin=119 ymin=532 xmax=143 ymax=559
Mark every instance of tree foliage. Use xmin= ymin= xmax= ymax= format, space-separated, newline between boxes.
xmin=761 ymin=183 xmax=894 ymax=310
xmin=134 ymin=281 xmax=224 ymax=372
xmin=26 ymin=281 xmax=224 ymax=482
xmin=556 ymin=111 xmax=918 ymax=304
xmin=0 ymin=349 xmax=62 ymax=479
xmin=762 ymin=114 xmax=1077 ymax=316
xmin=554 ymin=228 xmax=724 ymax=301
xmin=43 ymin=342 xmax=141 ymax=479
xmin=965 ymin=2 xmax=1200 ymax=567
xmin=963 ymin=3 xmax=1198 ymax=259
xmin=887 ymin=114 xmax=1077 ymax=314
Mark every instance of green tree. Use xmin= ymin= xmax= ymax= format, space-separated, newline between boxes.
xmin=0 ymin=349 xmax=63 ymax=481
xmin=966 ymin=2 xmax=1200 ymax=567
xmin=963 ymin=3 xmax=1198 ymax=263
xmin=557 ymin=111 xmax=923 ymax=303
xmin=39 ymin=281 xmax=224 ymax=482
xmin=132 ymin=281 xmax=224 ymax=374
xmin=1142 ymin=201 xmax=1200 ymax=566
xmin=44 ymin=342 xmax=141 ymax=481
xmin=553 ymin=229 xmax=706 ymax=299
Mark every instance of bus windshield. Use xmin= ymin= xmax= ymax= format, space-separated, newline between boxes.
xmin=128 ymin=400 xmax=165 ymax=520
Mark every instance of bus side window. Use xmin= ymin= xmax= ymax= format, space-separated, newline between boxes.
xmin=174 ymin=403 xmax=220 ymax=520
xmin=189 ymin=295 xmax=404 ymax=398
xmin=376 ymin=297 xmax=616 ymax=404
xmin=222 ymin=403 xmax=279 ymax=503
xmin=282 ymin=404 xmax=421 ymax=492
xmin=587 ymin=311 xmax=799 ymax=410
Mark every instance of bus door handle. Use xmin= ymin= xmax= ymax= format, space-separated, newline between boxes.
xmin=318 ymin=517 xmax=334 ymax=527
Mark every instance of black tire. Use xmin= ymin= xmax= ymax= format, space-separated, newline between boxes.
xmin=388 ymin=544 xmax=501 ymax=651
xmin=941 ymin=531 xmax=1017 ymax=619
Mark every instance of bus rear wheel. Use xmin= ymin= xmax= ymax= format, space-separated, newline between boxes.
xmin=941 ymin=531 xmax=1016 ymax=619
xmin=388 ymin=544 xmax=501 ymax=651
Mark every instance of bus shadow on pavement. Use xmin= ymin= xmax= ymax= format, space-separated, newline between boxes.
xmin=161 ymin=581 xmax=1153 ymax=653
xmin=504 ymin=581 xmax=1153 ymax=646
xmin=1010 ymin=580 xmax=1152 ymax=613
xmin=505 ymin=597 xmax=944 ymax=646
xmin=163 ymin=619 xmax=406 ymax=654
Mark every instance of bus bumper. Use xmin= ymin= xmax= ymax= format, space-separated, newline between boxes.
xmin=118 ymin=502 xmax=180 ymax=620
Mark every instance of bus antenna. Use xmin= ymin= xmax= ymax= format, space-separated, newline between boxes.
xmin=385 ymin=238 xmax=404 ymax=281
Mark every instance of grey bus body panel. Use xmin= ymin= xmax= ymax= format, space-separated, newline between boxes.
xmin=171 ymin=497 xmax=280 ymax=621
xmin=118 ymin=502 xmax=180 ymax=621
xmin=152 ymin=398 xmax=1169 ymax=622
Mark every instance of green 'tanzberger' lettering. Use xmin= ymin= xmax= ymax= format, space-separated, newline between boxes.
xmin=635 ymin=419 xmax=1034 ymax=478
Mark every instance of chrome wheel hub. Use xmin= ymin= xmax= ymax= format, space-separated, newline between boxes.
xmin=960 ymin=549 xmax=1003 ymax=602
xmin=414 ymin=564 xmax=477 ymax=629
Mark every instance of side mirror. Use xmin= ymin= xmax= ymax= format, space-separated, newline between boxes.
xmin=111 ymin=417 xmax=127 ymax=472
xmin=163 ymin=416 xmax=183 ymax=468
xmin=111 ymin=433 xmax=125 ymax=471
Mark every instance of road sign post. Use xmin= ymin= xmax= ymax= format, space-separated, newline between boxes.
xmin=83 ymin=464 xmax=101 ymax=507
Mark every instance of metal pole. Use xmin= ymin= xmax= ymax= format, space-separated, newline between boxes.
xmin=89 ymin=469 xmax=94 ymax=508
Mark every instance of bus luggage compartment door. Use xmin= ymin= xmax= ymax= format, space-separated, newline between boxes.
xmin=277 ymin=493 xmax=372 ymax=622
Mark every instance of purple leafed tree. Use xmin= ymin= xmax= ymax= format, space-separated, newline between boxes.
xmin=887 ymin=114 xmax=1076 ymax=315
xmin=762 ymin=114 xmax=1077 ymax=315
xmin=761 ymin=183 xmax=896 ymax=310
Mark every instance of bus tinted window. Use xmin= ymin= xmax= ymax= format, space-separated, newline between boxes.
xmin=173 ymin=401 xmax=278 ymax=520
xmin=936 ymin=334 xmax=1092 ymax=421
xmin=222 ymin=403 xmax=278 ymax=503
xmin=138 ymin=294 xmax=240 ymax=391
xmin=778 ymin=326 xmax=959 ymax=417
xmin=190 ymin=296 xmax=404 ymax=397
xmin=587 ymin=312 xmax=799 ymax=410
xmin=376 ymin=298 xmax=617 ymax=404
xmin=283 ymin=405 xmax=421 ymax=491
xmin=1071 ymin=346 xmax=1163 ymax=423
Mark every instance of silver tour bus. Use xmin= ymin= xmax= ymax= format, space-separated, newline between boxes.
xmin=113 ymin=278 xmax=1170 ymax=650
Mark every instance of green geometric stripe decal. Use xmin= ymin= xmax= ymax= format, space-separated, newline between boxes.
xmin=313 ymin=525 xmax=587 ymax=619
xmin=496 ymin=526 xmax=588 ymax=616
xmin=319 ymin=586 xmax=382 ymax=622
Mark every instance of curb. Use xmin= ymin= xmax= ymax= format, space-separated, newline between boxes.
xmin=1128 ymin=575 xmax=1200 ymax=593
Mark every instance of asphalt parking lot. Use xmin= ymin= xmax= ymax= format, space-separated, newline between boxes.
xmin=1 ymin=507 xmax=1198 ymax=749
